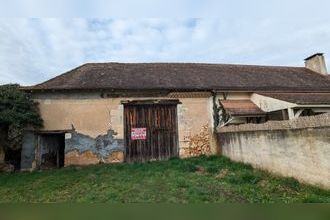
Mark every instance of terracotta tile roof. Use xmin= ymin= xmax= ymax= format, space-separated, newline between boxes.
xmin=23 ymin=63 xmax=330 ymax=92
xmin=258 ymin=93 xmax=330 ymax=105
xmin=220 ymin=100 xmax=266 ymax=116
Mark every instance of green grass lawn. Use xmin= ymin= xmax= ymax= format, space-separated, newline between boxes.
xmin=0 ymin=156 xmax=329 ymax=203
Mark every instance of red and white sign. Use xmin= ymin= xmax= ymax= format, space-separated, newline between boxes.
xmin=131 ymin=128 xmax=147 ymax=140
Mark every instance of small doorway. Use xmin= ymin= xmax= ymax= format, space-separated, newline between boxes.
xmin=36 ymin=133 xmax=65 ymax=169
xmin=123 ymin=100 xmax=179 ymax=163
xmin=4 ymin=148 xmax=21 ymax=171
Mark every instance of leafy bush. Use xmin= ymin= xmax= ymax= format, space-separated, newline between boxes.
xmin=0 ymin=84 xmax=43 ymax=150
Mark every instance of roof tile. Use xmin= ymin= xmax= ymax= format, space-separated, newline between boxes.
xmin=24 ymin=63 xmax=330 ymax=92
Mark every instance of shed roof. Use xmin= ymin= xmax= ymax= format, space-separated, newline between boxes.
xmin=220 ymin=100 xmax=266 ymax=116
xmin=258 ymin=93 xmax=330 ymax=105
xmin=23 ymin=62 xmax=330 ymax=92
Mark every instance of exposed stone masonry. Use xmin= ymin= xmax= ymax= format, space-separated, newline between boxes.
xmin=181 ymin=124 xmax=211 ymax=157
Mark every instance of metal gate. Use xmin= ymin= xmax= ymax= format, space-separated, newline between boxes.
xmin=123 ymin=100 xmax=179 ymax=163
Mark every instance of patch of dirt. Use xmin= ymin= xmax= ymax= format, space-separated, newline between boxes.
xmin=220 ymin=189 xmax=249 ymax=203
xmin=216 ymin=169 xmax=229 ymax=179
xmin=195 ymin=166 xmax=206 ymax=175
xmin=257 ymin=180 xmax=269 ymax=188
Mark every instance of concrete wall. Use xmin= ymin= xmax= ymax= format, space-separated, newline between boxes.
xmin=218 ymin=113 xmax=330 ymax=189
xmin=32 ymin=91 xmax=216 ymax=166
xmin=21 ymin=131 xmax=36 ymax=170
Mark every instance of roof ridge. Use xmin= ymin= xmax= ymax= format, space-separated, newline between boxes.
xmin=80 ymin=61 xmax=306 ymax=69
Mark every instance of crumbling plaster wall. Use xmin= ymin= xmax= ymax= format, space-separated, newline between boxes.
xmin=34 ymin=92 xmax=216 ymax=165
xmin=65 ymin=130 xmax=124 ymax=165
xmin=177 ymin=97 xmax=214 ymax=157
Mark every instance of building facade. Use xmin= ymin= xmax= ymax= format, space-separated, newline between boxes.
xmin=20 ymin=53 xmax=330 ymax=170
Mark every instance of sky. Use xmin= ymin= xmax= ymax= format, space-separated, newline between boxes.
xmin=0 ymin=0 xmax=330 ymax=85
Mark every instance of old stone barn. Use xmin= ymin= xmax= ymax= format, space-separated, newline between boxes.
xmin=20 ymin=53 xmax=330 ymax=170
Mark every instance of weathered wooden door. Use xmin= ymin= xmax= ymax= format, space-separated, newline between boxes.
xmin=124 ymin=101 xmax=179 ymax=163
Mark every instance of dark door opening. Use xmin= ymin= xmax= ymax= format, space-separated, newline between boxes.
xmin=1 ymin=126 xmax=21 ymax=171
xmin=124 ymin=101 xmax=179 ymax=163
xmin=4 ymin=148 xmax=21 ymax=171
xmin=37 ymin=133 xmax=65 ymax=169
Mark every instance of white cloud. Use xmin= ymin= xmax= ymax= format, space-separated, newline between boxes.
xmin=0 ymin=17 xmax=329 ymax=85
xmin=1 ymin=0 xmax=330 ymax=19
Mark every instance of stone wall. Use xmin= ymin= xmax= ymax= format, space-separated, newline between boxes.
xmin=218 ymin=113 xmax=330 ymax=189
xmin=180 ymin=124 xmax=211 ymax=157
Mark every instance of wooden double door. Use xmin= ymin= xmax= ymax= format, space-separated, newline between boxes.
xmin=124 ymin=101 xmax=179 ymax=163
